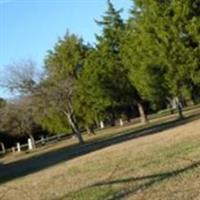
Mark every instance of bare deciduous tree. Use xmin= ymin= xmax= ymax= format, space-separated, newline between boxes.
xmin=1 ymin=59 xmax=41 ymax=95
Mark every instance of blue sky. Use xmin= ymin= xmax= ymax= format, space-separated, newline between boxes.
xmin=0 ymin=0 xmax=132 ymax=98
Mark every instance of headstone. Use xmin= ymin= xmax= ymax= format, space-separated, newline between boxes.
xmin=16 ymin=142 xmax=21 ymax=152
xmin=100 ymin=121 xmax=104 ymax=129
xmin=0 ymin=142 xmax=5 ymax=154
xmin=28 ymin=138 xmax=33 ymax=150
xmin=119 ymin=118 xmax=124 ymax=126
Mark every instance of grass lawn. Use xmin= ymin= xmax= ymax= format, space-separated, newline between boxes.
xmin=61 ymin=118 xmax=200 ymax=200
xmin=0 ymin=108 xmax=200 ymax=200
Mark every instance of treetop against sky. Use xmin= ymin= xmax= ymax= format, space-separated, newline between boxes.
xmin=0 ymin=0 xmax=132 ymax=98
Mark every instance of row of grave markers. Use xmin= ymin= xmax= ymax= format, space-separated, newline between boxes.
xmin=13 ymin=120 xmax=124 ymax=153
xmin=1 ymin=119 xmax=125 ymax=154
xmin=16 ymin=138 xmax=34 ymax=152
xmin=100 ymin=119 xmax=124 ymax=129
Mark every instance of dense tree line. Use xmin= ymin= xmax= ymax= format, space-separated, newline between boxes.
xmin=1 ymin=0 xmax=200 ymax=145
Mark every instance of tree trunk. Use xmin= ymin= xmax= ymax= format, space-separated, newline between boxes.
xmin=175 ymin=97 xmax=184 ymax=119
xmin=177 ymin=105 xmax=184 ymax=119
xmin=177 ymin=101 xmax=184 ymax=119
xmin=170 ymin=106 xmax=174 ymax=114
xmin=66 ymin=113 xmax=84 ymax=144
xmin=137 ymin=102 xmax=148 ymax=124
xmin=110 ymin=112 xmax=115 ymax=126
xmin=167 ymin=97 xmax=175 ymax=114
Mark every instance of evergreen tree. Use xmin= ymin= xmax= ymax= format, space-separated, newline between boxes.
xmin=122 ymin=0 xmax=170 ymax=111
xmin=122 ymin=0 xmax=200 ymax=118
xmin=77 ymin=0 xmax=148 ymax=124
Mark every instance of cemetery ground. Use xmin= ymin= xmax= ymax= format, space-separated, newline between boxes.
xmin=0 ymin=107 xmax=200 ymax=200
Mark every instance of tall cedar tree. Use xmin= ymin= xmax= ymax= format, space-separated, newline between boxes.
xmin=121 ymin=0 xmax=170 ymax=111
xmin=77 ymin=0 xmax=148 ymax=125
xmin=96 ymin=0 xmax=149 ymax=124
xmin=122 ymin=0 xmax=200 ymax=118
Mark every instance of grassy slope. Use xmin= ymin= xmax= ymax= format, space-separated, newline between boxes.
xmin=0 ymin=111 xmax=200 ymax=199
xmin=62 ymin=119 xmax=200 ymax=200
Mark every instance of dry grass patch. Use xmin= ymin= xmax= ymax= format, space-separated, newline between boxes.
xmin=0 ymin=114 xmax=200 ymax=200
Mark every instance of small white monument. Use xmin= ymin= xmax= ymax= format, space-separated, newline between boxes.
xmin=100 ymin=121 xmax=104 ymax=129
xmin=16 ymin=142 xmax=21 ymax=152
xmin=28 ymin=138 xmax=33 ymax=150
xmin=119 ymin=118 xmax=124 ymax=126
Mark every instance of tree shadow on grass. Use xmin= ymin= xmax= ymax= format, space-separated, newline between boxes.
xmin=78 ymin=160 xmax=200 ymax=200
xmin=0 ymin=112 xmax=200 ymax=184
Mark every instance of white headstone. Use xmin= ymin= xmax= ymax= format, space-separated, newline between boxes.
xmin=119 ymin=118 xmax=124 ymax=126
xmin=16 ymin=142 xmax=21 ymax=152
xmin=28 ymin=138 xmax=33 ymax=150
xmin=100 ymin=121 xmax=104 ymax=129
xmin=0 ymin=142 xmax=5 ymax=154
